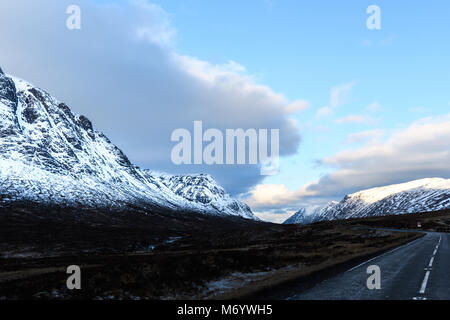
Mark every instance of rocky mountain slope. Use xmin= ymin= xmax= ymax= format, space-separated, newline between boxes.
xmin=0 ymin=67 xmax=256 ymax=220
xmin=283 ymin=202 xmax=339 ymax=225
xmin=284 ymin=178 xmax=450 ymax=224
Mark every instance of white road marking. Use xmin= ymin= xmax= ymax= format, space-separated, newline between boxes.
xmin=346 ymin=255 xmax=381 ymax=273
xmin=346 ymin=237 xmax=423 ymax=273
xmin=418 ymin=236 xmax=441 ymax=295
xmin=419 ymin=271 xmax=431 ymax=294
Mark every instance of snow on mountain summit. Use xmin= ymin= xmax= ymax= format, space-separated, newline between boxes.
xmin=284 ymin=178 xmax=450 ymax=225
xmin=348 ymin=178 xmax=450 ymax=205
xmin=150 ymin=172 xmax=255 ymax=220
xmin=0 ymin=69 xmax=257 ymax=220
xmin=284 ymin=202 xmax=339 ymax=225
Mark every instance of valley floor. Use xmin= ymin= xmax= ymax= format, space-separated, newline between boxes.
xmin=1 ymin=205 xmax=448 ymax=300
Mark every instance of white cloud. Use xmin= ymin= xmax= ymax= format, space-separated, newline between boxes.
xmin=316 ymin=82 xmax=355 ymax=118
xmin=285 ymin=100 xmax=310 ymax=114
xmin=0 ymin=0 xmax=301 ymax=195
xmin=307 ymin=113 xmax=450 ymax=197
xmin=335 ymin=114 xmax=374 ymax=125
xmin=335 ymin=115 xmax=364 ymax=124
xmin=254 ymin=211 xmax=295 ymax=224
xmin=242 ymin=182 xmax=320 ymax=211
xmin=244 ymin=184 xmax=297 ymax=208
xmin=329 ymin=82 xmax=355 ymax=108
xmin=345 ymin=129 xmax=385 ymax=144
xmin=133 ymin=1 xmax=176 ymax=47
xmin=244 ymin=113 xmax=450 ymax=213
xmin=316 ymin=106 xmax=333 ymax=118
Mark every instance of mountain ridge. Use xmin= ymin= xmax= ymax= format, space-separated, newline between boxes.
xmin=0 ymin=68 xmax=257 ymax=220
xmin=284 ymin=178 xmax=450 ymax=225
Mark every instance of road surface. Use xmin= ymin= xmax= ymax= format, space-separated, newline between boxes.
xmin=288 ymin=231 xmax=450 ymax=300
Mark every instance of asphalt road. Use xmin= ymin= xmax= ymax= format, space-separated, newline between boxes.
xmin=288 ymin=231 xmax=450 ymax=300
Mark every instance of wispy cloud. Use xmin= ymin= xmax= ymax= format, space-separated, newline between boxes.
xmin=316 ymin=106 xmax=333 ymax=118
xmin=335 ymin=114 xmax=375 ymax=125
xmin=330 ymin=82 xmax=355 ymax=108
xmin=285 ymin=100 xmax=310 ymax=114
xmin=316 ymin=81 xmax=355 ymax=118
xmin=345 ymin=129 xmax=385 ymax=144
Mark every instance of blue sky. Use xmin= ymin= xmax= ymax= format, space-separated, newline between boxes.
xmin=156 ymin=0 xmax=450 ymax=186
xmin=149 ymin=0 xmax=450 ymax=221
xmin=1 ymin=0 xmax=450 ymax=222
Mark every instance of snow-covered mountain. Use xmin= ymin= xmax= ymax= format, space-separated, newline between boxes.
xmin=152 ymin=172 xmax=255 ymax=219
xmin=284 ymin=178 xmax=450 ymax=225
xmin=0 ymin=67 xmax=256 ymax=220
xmin=283 ymin=202 xmax=339 ymax=225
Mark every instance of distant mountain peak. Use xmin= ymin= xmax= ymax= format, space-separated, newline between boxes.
xmin=284 ymin=178 xmax=450 ymax=225
xmin=284 ymin=202 xmax=338 ymax=225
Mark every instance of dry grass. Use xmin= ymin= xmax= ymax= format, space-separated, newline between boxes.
xmin=0 ymin=211 xmax=422 ymax=300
